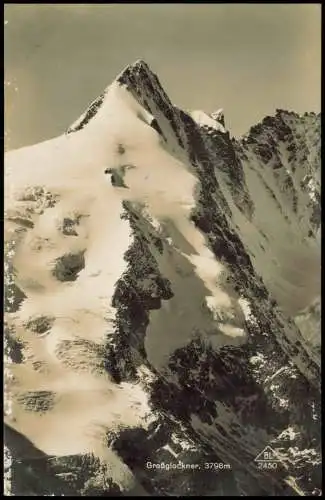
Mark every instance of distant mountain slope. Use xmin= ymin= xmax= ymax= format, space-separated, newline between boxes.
xmin=4 ymin=60 xmax=321 ymax=496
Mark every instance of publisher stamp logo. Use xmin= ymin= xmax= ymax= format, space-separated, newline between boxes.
xmin=254 ymin=445 xmax=283 ymax=470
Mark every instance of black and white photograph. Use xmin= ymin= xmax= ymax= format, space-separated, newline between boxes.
xmin=4 ymin=4 xmax=321 ymax=496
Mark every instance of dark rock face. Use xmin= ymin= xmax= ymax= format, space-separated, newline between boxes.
xmin=5 ymin=425 xmax=122 ymax=496
xmin=6 ymin=62 xmax=321 ymax=496
xmin=60 ymin=216 xmax=82 ymax=236
xmin=108 ymin=201 xmax=174 ymax=383
xmin=67 ymin=93 xmax=106 ymax=134
xmin=117 ymin=60 xmax=186 ymax=149
xmin=52 ymin=251 xmax=85 ymax=282
xmin=16 ymin=391 xmax=56 ymax=413
xmin=4 ymin=322 xmax=24 ymax=364
xmin=242 ymin=110 xmax=321 ymax=231
xmin=25 ymin=315 xmax=55 ymax=335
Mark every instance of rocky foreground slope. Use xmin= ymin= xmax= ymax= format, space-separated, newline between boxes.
xmin=4 ymin=60 xmax=321 ymax=496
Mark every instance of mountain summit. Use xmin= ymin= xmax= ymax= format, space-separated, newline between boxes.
xmin=4 ymin=61 xmax=321 ymax=496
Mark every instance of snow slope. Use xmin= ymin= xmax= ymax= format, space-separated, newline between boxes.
xmin=4 ymin=60 xmax=321 ymax=496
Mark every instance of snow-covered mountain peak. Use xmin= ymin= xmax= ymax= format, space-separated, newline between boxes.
xmin=66 ymin=59 xmax=189 ymax=160
xmin=65 ymin=59 xmax=154 ymax=134
xmin=4 ymin=61 xmax=321 ymax=496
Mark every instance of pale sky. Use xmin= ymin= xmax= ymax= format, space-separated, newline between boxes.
xmin=4 ymin=3 xmax=321 ymax=150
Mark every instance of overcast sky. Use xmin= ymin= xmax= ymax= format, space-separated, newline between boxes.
xmin=4 ymin=3 xmax=321 ymax=150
